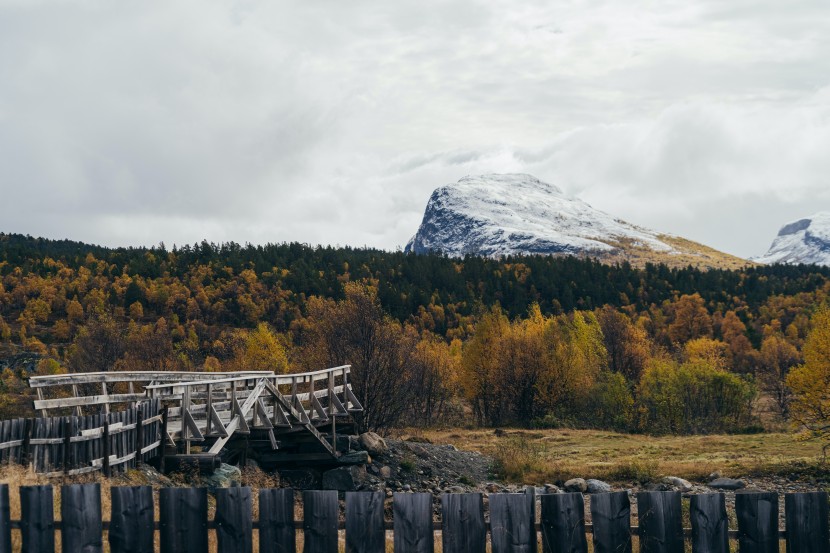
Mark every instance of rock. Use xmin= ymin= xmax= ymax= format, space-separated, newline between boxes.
xmin=564 ymin=478 xmax=587 ymax=493
xmin=323 ymin=466 xmax=366 ymax=491
xmin=280 ymin=469 xmax=322 ymax=490
xmin=446 ymin=485 xmax=466 ymax=493
xmin=586 ymin=479 xmax=611 ymax=494
xmin=486 ymin=483 xmax=503 ymax=493
xmin=663 ymin=476 xmax=693 ymax=492
xmin=544 ymin=484 xmax=560 ymax=494
xmin=338 ymin=450 xmax=370 ymax=465
xmin=359 ymin=432 xmax=388 ymax=456
xmin=708 ymin=471 xmax=722 ymax=481
xmin=203 ymin=463 xmax=241 ymax=492
xmin=405 ymin=443 xmax=430 ymax=458
xmin=380 ymin=466 xmax=392 ymax=478
xmin=708 ymin=477 xmax=746 ymax=490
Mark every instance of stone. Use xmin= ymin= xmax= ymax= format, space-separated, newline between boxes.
xmin=708 ymin=477 xmax=745 ymax=490
xmin=323 ymin=465 xmax=366 ymax=491
xmin=280 ymin=468 xmax=322 ymax=490
xmin=338 ymin=450 xmax=370 ymax=465
xmin=446 ymin=485 xmax=466 ymax=493
xmin=564 ymin=478 xmax=587 ymax=493
xmin=380 ymin=466 xmax=392 ymax=478
xmin=663 ymin=476 xmax=693 ymax=492
xmin=586 ymin=479 xmax=611 ymax=494
xmin=708 ymin=471 xmax=722 ymax=480
xmin=544 ymin=484 xmax=560 ymax=494
xmin=359 ymin=432 xmax=388 ymax=456
xmin=203 ymin=463 xmax=241 ymax=492
xmin=486 ymin=483 xmax=503 ymax=493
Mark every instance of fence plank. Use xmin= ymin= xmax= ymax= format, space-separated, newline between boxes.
xmin=689 ymin=494 xmax=728 ymax=553
xmin=0 ymin=484 xmax=9 ymax=553
xmin=346 ymin=491 xmax=385 ymax=553
xmin=590 ymin=491 xmax=631 ymax=553
xmin=637 ymin=491 xmax=683 ymax=553
xmin=735 ymin=492 xmax=778 ymax=553
xmin=61 ymin=483 xmax=103 ymax=553
xmin=159 ymin=487 xmax=208 ymax=553
xmin=109 ymin=486 xmax=154 ymax=553
xmin=442 ymin=493 xmax=486 ymax=553
xmin=303 ymin=490 xmax=339 ymax=553
xmin=784 ymin=492 xmax=829 ymax=553
xmin=216 ymin=487 xmax=253 ymax=553
xmin=259 ymin=488 xmax=296 ymax=553
xmin=20 ymin=485 xmax=55 ymax=553
xmin=490 ymin=493 xmax=535 ymax=553
xmin=541 ymin=492 xmax=588 ymax=553
xmin=393 ymin=492 xmax=434 ymax=553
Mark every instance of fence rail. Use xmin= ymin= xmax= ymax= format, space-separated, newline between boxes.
xmin=0 ymin=484 xmax=827 ymax=553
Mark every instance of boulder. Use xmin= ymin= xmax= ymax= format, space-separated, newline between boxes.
xmin=280 ymin=469 xmax=322 ymax=490
xmin=338 ymin=450 xmax=370 ymax=465
xmin=380 ymin=466 xmax=392 ymax=478
xmin=708 ymin=477 xmax=745 ymax=490
xmin=663 ymin=476 xmax=693 ymax=492
xmin=359 ymin=432 xmax=388 ymax=456
xmin=323 ymin=466 xmax=366 ymax=491
xmin=586 ymin=479 xmax=612 ymax=494
xmin=544 ymin=484 xmax=561 ymax=494
xmin=203 ymin=463 xmax=241 ymax=492
xmin=564 ymin=478 xmax=587 ymax=493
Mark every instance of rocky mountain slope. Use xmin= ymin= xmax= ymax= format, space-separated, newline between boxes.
xmin=406 ymin=174 xmax=748 ymax=269
xmin=754 ymin=212 xmax=830 ymax=266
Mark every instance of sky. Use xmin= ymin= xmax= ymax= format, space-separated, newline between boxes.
xmin=2 ymin=0 xmax=830 ymax=259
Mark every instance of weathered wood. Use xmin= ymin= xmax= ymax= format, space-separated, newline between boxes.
xmin=784 ymin=491 xmax=829 ymax=553
xmin=159 ymin=487 xmax=209 ymax=553
xmin=215 ymin=487 xmax=253 ymax=553
xmin=20 ymin=485 xmax=55 ymax=553
xmin=689 ymin=494 xmax=728 ymax=553
xmin=541 ymin=492 xmax=588 ymax=553
xmin=0 ymin=484 xmax=10 ymax=553
xmin=61 ymin=483 xmax=103 ymax=553
xmin=259 ymin=488 xmax=296 ymax=553
xmin=590 ymin=491 xmax=631 ymax=553
xmin=442 ymin=493 xmax=486 ymax=553
xmin=636 ymin=491 xmax=683 ymax=553
xmin=303 ymin=490 xmax=339 ymax=553
xmin=735 ymin=492 xmax=779 ymax=553
xmin=393 ymin=492 xmax=434 ymax=553
xmin=109 ymin=486 xmax=154 ymax=553
xmin=346 ymin=491 xmax=385 ymax=553
xmin=490 ymin=493 xmax=535 ymax=553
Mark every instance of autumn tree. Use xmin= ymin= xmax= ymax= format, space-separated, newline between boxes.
xmin=460 ymin=306 xmax=511 ymax=426
xmin=229 ymin=322 xmax=290 ymax=373
xmin=66 ymin=313 xmax=125 ymax=373
xmin=597 ymin=306 xmax=651 ymax=381
xmin=668 ymin=293 xmax=712 ymax=346
xmin=759 ymin=334 xmax=800 ymax=417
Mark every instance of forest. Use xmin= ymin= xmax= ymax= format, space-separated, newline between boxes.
xmin=1 ymin=232 xmax=830 ymax=439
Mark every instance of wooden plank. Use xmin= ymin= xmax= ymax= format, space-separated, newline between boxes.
xmin=303 ymin=490 xmax=339 ymax=553
xmin=637 ymin=491 xmax=683 ymax=553
xmin=20 ymin=485 xmax=55 ymax=553
xmin=590 ymin=491 xmax=631 ymax=553
xmin=393 ymin=492 xmax=434 ymax=553
xmin=735 ymin=492 xmax=779 ymax=553
xmin=159 ymin=487 xmax=209 ymax=553
xmin=441 ymin=493 xmax=486 ymax=553
xmin=109 ymin=486 xmax=154 ymax=553
xmin=784 ymin=491 xmax=829 ymax=553
xmin=346 ymin=491 xmax=385 ymax=553
xmin=215 ymin=487 xmax=253 ymax=553
xmin=259 ymin=488 xmax=296 ymax=553
xmin=541 ymin=492 xmax=588 ymax=553
xmin=0 ymin=484 xmax=10 ymax=553
xmin=690 ymin=494 xmax=729 ymax=553
xmin=490 ymin=493 xmax=535 ymax=553
xmin=61 ymin=483 xmax=103 ymax=553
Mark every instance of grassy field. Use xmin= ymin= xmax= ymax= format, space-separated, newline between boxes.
xmin=412 ymin=428 xmax=828 ymax=484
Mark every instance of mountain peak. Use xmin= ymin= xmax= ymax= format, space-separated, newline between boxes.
xmin=755 ymin=212 xmax=830 ymax=266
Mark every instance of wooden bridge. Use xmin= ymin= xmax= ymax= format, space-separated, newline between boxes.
xmin=19 ymin=365 xmax=362 ymax=474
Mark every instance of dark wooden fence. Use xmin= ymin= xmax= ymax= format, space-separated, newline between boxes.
xmin=0 ymin=398 xmax=161 ymax=476
xmin=0 ymin=485 xmax=828 ymax=553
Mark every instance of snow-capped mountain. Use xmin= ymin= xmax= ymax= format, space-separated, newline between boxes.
xmin=754 ymin=212 xmax=830 ymax=266
xmin=405 ymin=174 xmax=747 ymax=269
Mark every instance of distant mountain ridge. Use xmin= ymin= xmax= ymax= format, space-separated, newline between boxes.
xmin=406 ymin=173 xmax=749 ymax=269
xmin=754 ymin=212 xmax=830 ymax=266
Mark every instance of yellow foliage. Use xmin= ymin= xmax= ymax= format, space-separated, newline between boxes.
xmin=787 ymin=306 xmax=830 ymax=451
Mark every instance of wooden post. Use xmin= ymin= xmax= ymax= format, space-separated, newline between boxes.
xmin=345 ymin=491 xmax=385 ymax=553
xmin=735 ymin=492 xmax=779 ymax=553
xmin=63 ymin=417 xmax=73 ymax=474
xmin=490 ymin=493 xmax=535 ymax=553
xmin=329 ymin=371 xmax=336 ymax=451
xmin=20 ymin=485 xmax=55 ymax=553
xmin=690 ymin=494 xmax=729 ymax=553
xmin=160 ymin=406 xmax=169 ymax=473
xmin=109 ymin=486 xmax=154 ymax=553
xmin=259 ymin=488 xmax=296 ymax=553
xmin=541 ymin=492 xmax=588 ymax=553
xmin=303 ymin=490 xmax=339 ymax=553
xmin=393 ymin=492 xmax=434 ymax=553
xmin=590 ymin=491 xmax=631 ymax=553
xmin=784 ymin=491 xmax=829 ymax=553
xmin=159 ymin=487 xmax=209 ymax=553
xmin=0 ymin=484 xmax=10 ymax=553
xmin=21 ymin=417 xmax=33 ymax=467
xmin=442 ymin=493 xmax=486 ymax=553
xmin=61 ymin=483 xmax=104 ymax=553
xmin=215 ymin=487 xmax=253 ymax=553
xmin=135 ymin=408 xmax=144 ymax=464
xmin=636 ymin=491 xmax=683 ymax=553
xmin=103 ymin=420 xmax=111 ymax=477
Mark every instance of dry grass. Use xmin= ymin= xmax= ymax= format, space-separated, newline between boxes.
xmin=597 ymin=234 xmax=754 ymax=270
xmin=417 ymin=428 xmax=826 ymax=484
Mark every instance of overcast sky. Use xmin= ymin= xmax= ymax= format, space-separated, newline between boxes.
xmin=2 ymin=0 xmax=830 ymax=259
